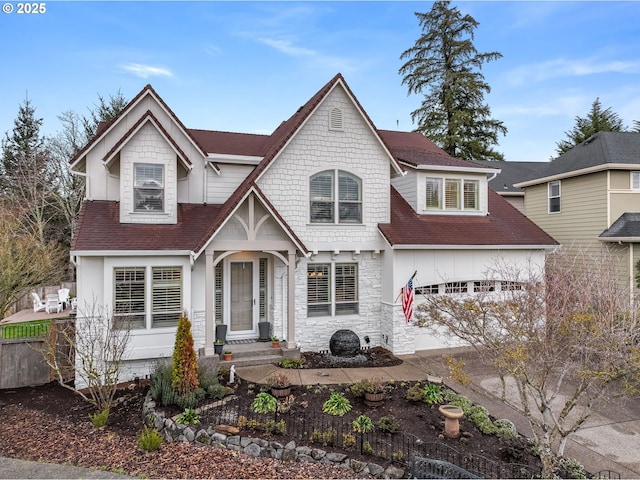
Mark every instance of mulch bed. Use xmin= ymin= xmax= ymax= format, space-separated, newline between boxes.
xmin=0 ymin=348 xmax=543 ymax=478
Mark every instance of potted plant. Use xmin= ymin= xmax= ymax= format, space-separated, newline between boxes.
xmin=223 ymin=350 xmax=232 ymax=361
xmin=363 ymin=377 xmax=386 ymax=406
xmin=271 ymin=335 xmax=280 ymax=348
xmin=266 ymin=372 xmax=291 ymax=398
xmin=214 ymin=339 xmax=224 ymax=355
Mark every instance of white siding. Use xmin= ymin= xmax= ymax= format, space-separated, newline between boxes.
xmin=206 ymin=164 xmax=254 ymax=204
xmin=257 ymin=85 xmax=390 ymax=253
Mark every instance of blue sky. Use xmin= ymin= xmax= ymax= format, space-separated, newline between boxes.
xmin=1 ymin=1 xmax=639 ymax=162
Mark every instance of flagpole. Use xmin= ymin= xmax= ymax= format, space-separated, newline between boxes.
xmin=395 ymin=271 xmax=418 ymax=302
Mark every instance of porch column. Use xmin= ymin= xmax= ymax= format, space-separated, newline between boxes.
xmin=204 ymin=250 xmax=214 ymax=356
xmin=287 ymin=249 xmax=296 ymax=345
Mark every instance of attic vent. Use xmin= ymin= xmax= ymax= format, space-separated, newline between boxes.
xmin=329 ymin=107 xmax=344 ymax=131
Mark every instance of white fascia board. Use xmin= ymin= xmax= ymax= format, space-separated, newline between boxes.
xmin=599 ymin=237 xmax=638 ymax=243
xmin=206 ymin=153 xmax=263 ymax=165
xmin=71 ymin=250 xmax=194 ymax=257
xmin=400 ymin=161 xmax=500 ymax=175
xmin=387 ymin=244 xmax=558 ymax=250
xmin=515 ymin=163 xmax=640 ymax=188
xmin=102 ymin=116 xmax=194 ymax=171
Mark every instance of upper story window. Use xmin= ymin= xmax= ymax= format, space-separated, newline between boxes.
xmin=134 ymin=163 xmax=164 ymax=212
xmin=310 ymin=170 xmax=362 ymax=224
xmin=426 ymin=177 xmax=479 ymax=211
xmin=632 ymin=171 xmax=640 ymax=190
xmin=548 ymin=180 xmax=561 ymax=213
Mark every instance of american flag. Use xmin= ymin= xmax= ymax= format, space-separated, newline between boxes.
xmin=402 ymin=274 xmax=415 ymax=323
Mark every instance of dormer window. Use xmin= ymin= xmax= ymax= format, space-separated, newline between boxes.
xmin=134 ymin=163 xmax=164 ymax=212
xmin=310 ymin=170 xmax=362 ymax=224
xmin=426 ymin=176 xmax=479 ymax=211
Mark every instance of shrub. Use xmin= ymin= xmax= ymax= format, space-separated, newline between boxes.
xmin=423 ymin=383 xmax=444 ymax=405
xmin=174 ymin=387 xmax=206 ymax=410
xmin=88 ymin=408 xmax=109 ymax=428
xmin=352 ymin=414 xmax=373 ymax=434
xmin=377 ymin=415 xmax=398 ymax=434
xmin=171 ymin=313 xmax=199 ymax=394
xmin=349 ymin=379 xmax=369 ymax=398
xmin=322 ymin=391 xmax=352 ymax=416
xmin=443 ymin=390 xmax=472 ymax=414
xmin=494 ymin=418 xmax=517 ymax=438
xmin=137 ymin=426 xmax=163 ymax=452
xmin=252 ymin=392 xmax=277 ymax=414
xmin=406 ymin=382 xmax=425 ymax=402
xmin=266 ymin=372 xmax=290 ymax=387
xmin=206 ymin=383 xmax=226 ymax=400
xmin=342 ymin=432 xmax=356 ymax=447
xmin=175 ymin=408 xmax=200 ymax=425
xmin=555 ymin=457 xmax=587 ymax=479
xmin=150 ymin=361 xmax=177 ymax=407
xmin=278 ymin=358 xmax=303 ymax=369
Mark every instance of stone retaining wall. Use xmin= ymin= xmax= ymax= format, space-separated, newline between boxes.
xmin=142 ymin=393 xmax=405 ymax=479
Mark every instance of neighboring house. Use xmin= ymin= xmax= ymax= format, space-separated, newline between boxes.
xmin=514 ymin=131 xmax=640 ymax=294
xmin=70 ymin=74 xmax=556 ymax=382
xmin=471 ymin=160 xmax=547 ymax=214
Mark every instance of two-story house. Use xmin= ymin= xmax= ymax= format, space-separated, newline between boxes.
xmin=515 ymin=131 xmax=640 ymax=294
xmin=70 ymin=74 xmax=556 ymax=382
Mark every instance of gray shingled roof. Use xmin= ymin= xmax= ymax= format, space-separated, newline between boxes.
xmin=599 ymin=213 xmax=640 ymax=240
xmin=532 ymin=132 xmax=640 ymax=182
xmin=471 ymin=160 xmax=547 ymax=194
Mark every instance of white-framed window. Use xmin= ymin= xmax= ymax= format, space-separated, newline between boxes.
xmin=548 ymin=180 xmax=561 ymax=213
xmin=473 ymin=281 xmax=495 ymax=293
xmin=632 ymin=171 xmax=640 ymax=190
xmin=445 ymin=282 xmax=467 ymax=294
xmin=151 ymin=267 xmax=182 ymax=328
xmin=113 ymin=265 xmax=182 ymax=329
xmin=307 ymin=263 xmax=358 ymax=316
xmin=134 ymin=163 xmax=164 ymax=212
xmin=114 ymin=267 xmax=146 ymax=329
xmin=426 ymin=177 xmax=479 ymax=211
xmin=310 ymin=170 xmax=362 ymax=224
xmin=415 ymin=284 xmax=439 ymax=295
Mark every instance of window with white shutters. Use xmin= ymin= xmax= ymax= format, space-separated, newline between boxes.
xmin=307 ymin=263 xmax=358 ymax=317
xmin=152 ymin=267 xmax=182 ymax=328
xmin=114 ymin=267 xmax=146 ymax=329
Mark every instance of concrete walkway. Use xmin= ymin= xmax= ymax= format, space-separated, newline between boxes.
xmin=236 ymin=348 xmax=640 ymax=478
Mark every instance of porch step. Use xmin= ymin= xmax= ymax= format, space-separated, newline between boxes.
xmin=217 ymin=342 xmax=285 ymax=367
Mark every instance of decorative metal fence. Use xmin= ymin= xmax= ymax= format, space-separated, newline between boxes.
xmin=199 ymin=400 xmax=541 ymax=479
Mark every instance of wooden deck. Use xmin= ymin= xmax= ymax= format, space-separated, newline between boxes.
xmin=1 ymin=307 xmax=73 ymax=325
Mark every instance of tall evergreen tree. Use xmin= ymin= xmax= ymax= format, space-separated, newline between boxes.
xmin=399 ymin=0 xmax=507 ymax=161
xmin=82 ymin=90 xmax=128 ymax=139
xmin=555 ymin=98 xmax=624 ymax=156
xmin=0 ymin=96 xmax=55 ymax=244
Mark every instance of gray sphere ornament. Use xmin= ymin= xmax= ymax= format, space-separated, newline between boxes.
xmin=329 ymin=329 xmax=361 ymax=357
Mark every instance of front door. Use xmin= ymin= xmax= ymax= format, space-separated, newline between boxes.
xmin=229 ymin=261 xmax=255 ymax=337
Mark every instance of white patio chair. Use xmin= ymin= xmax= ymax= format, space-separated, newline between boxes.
xmin=58 ymin=288 xmax=70 ymax=310
xmin=31 ymin=292 xmax=46 ymax=313
xmin=45 ymin=294 xmax=62 ymax=314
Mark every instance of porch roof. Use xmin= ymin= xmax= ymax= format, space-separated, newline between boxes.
xmin=71 ymin=201 xmax=223 ymax=252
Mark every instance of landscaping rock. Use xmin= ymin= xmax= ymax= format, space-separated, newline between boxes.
xmin=243 ymin=443 xmax=262 ymax=457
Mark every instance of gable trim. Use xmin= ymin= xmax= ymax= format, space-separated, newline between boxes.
xmin=70 ymin=85 xmax=207 ymax=171
xmin=102 ymin=110 xmax=192 ymax=170
xmin=194 ymin=185 xmax=309 ymax=259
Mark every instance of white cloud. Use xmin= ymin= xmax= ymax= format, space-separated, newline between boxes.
xmin=258 ymin=38 xmax=316 ymax=58
xmin=506 ymin=57 xmax=640 ymax=85
xmin=120 ymin=63 xmax=173 ymax=79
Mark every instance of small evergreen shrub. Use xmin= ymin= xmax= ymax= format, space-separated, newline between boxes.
xmin=137 ymin=426 xmax=163 ymax=452
xmin=443 ymin=390 xmax=472 ymax=414
xmin=171 ymin=313 xmax=199 ymax=394
xmin=88 ymin=408 xmax=109 ymax=428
